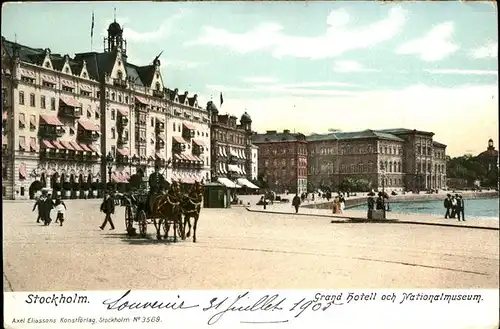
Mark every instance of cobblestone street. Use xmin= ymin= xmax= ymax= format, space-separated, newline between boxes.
xmin=3 ymin=200 xmax=499 ymax=291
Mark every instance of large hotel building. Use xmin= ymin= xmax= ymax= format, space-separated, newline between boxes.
xmin=2 ymin=20 xmax=211 ymax=199
xmin=253 ymin=128 xmax=447 ymax=193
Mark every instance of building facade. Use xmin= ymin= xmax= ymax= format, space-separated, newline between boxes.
xmin=208 ymin=103 xmax=256 ymax=188
xmin=306 ymin=128 xmax=447 ymax=192
xmin=251 ymin=144 xmax=258 ymax=181
xmin=477 ymin=139 xmax=499 ymax=172
xmin=1 ymin=20 xmax=210 ymax=200
xmin=252 ymin=129 xmax=308 ymax=194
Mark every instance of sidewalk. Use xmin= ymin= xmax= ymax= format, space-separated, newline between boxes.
xmin=246 ymin=204 xmax=499 ymax=231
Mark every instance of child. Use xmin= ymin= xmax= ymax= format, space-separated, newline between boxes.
xmin=54 ymin=197 xmax=67 ymax=226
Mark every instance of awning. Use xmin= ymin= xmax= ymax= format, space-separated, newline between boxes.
xmin=192 ymin=155 xmax=203 ymax=164
xmin=70 ymin=141 xmax=84 ymax=151
xmin=230 ymin=149 xmax=238 ymax=158
xmin=60 ymin=141 xmax=74 ymax=150
xmin=29 ymin=138 xmax=38 ymax=152
xmin=183 ymin=154 xmax=195 ymax=162
xmin=192 ymin=139 xmax=205 ymax=147
xmin=19 ymin=137 xmax=27 ymax=151
xmin=222 ymin=147 xmax=227 ymax=157
xmin=172 ymin=136 xmax=186 ymax=144
xmin=78 ymin=120 xmax=100 ymax=131
xmin=174 ymin=154 xmax=183 ymax=161
xmin=51 ymin=140 xmax=65 ymax=150
xmin=228 ymin=164 xmax=240 ymax=173
xmin=18 ymin=114 xmax=26 ymax=126
xmin=117 ymin=148 xmax=129 ymax=156
xmin=41 ymin=140 xmax=54 ymax=149
xmin=110 ymin=173 xmax=121 ymax=183
xmin=29 ymin=115 xmax=36 ymax=127
xmin=183 ymin=123 xmax=195 ymax=130
xmin=80 ymin=84 xmax=92 ymax=92
xmin=135 ymin=96 xmax=148 ymax=105
xmin=41 ymin=74 xmax=57 ymax=84
xmin=20 ymin=69 xmax=36 ymax=79
xmin=40 ymin=114 xmax=64 ymax=126
xmin=237 ymin=178 xmax=260 ymax=189
xmin=60 ymin=96 xmax=80 ymax=107
xmin=123 ymin=172 xmax=130 ymax=182
xmin=19 ymin=163 xmax=27 ymax=178
xmin=79 ymin=144 xmax=92 ymax=152
xmin=217 ymin=177 xmax=241 ymax=188
xmin=61 ymin=79 xmax=75 ymax=88
xmin=156 ymin=152 xmax=165 ymax=160
xmin=2 ymin=136 xmax=6 ymax=145
xmin=181 ymin=177 xmax=195 ymax=184
xmin=88 ymin=144 xmax=101 ymax=156
xmin=118 ymin=108 xmax=128 ymax=116
xmin=218 ymin=147 xmax=223 ymax=157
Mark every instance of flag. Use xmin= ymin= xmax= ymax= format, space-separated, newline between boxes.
xmin=220 ymin=92 xmax=224 ymax=107
xmin=91 ymin=11 xmax=95 ymax=38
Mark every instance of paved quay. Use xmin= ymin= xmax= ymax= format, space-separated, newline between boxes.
xmin=3 ymin=199 xmax=499 ymax=291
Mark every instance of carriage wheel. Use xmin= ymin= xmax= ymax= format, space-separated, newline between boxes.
xmin=138 ymin=210 xmax=147 ymax=237
xmin=125 ymin=205 xmax=134 ymax=235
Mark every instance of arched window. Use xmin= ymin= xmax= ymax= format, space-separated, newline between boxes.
xmin=398 ymin=162 xmax=401 ymax=172
xmin=384 ymin=161 xmax=388 ymax=172
xmin=389 ymin=162 xmax=393 ymax=172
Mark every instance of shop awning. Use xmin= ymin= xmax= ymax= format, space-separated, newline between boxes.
xmin=183 ymin=123 xmax=195 ymax=130
xmin=41 ymin=140 xmax=54 ymax=149
xmin=40 ymin=114 xmax=64 ymax=126
xmin=61 ymin=79 xmax=75 ymax=88
xmin=19 ymin=163 xmax=27 ymax=178
xmin=60 ymin=141 xmax=74 ymax=150
xmin=192 ymin=139 xmax=205 ymax=147
xmin=88 ymin=144 xmax=101 ymax=156
xmin=20 ymin=69 xmax=36 ymax=79
xmin=59 ymin=96 xmax=80 ymax=107
xmin=117 ymin=148 xmax=129 ymax=156
xmin=111 ymin=173 xmax=121 ymax=183
xmin=78 ymin=120 xmax=100 ymax=131
xmin=118 ymin=108 xmax=128 ymax=116
xmin=135 ymin=96 xmax=148 ymax=105
xmin=70 ymin=141 xmax=84 ymax=151
xmin=236 ymin=178 xmax=260 ymax=189
xmin=51 ymin=140 xmax=65 ymax=150
xmin=79 ymin=144 xmax=92 ymax=152
xmin=217 ymin=177 xmax=241 ymax=189
xmin=41 ymin=74 xmax=57 ymax=84
xmin=172 ymin=136 xmax=186 ymax=144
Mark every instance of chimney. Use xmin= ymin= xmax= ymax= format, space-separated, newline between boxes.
xmin=283 ymin=129 xmax=290 ymax=134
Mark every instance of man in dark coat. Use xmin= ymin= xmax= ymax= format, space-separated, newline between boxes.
xmin=44 ymin=192 xmax=55 ymax=225
xmin=455 ymin=194 xmax=464 ymax=221
xmin=148 ymin=165 xmax=167 ymax=214
xmin=444 ymin=194 xmax=452 ymax=218
xmin=292 ymin=194 xmax=301 ymax=213
xmin=33 ymin=189 xmax=47 ymax=223
xmin=458 ymin=195 xmax=465 ymax=221
xmin=100 ymin=189 xmax=116 ymax=230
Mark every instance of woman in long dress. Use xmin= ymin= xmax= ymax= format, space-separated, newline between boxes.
xmin=339 ymin=194 xmax=345 ymax=214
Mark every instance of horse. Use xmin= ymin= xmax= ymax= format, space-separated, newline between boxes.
xmin=150 ymin=183 xmax=183 ymax=241
xmin=181 ymin=181 xmax=204 ymax=243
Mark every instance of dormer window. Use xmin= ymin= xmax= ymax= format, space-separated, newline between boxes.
xmin=156 ymin=73 xmax=159 ymax=79
xmin=65 ymin=67 xmax=69 ymax=73
xmin=82 ymin=72 xmax=87 ymax=78
xmin=45 ymin=62 xmax=50 ymax=68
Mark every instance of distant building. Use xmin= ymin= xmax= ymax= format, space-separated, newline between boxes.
xmin=477 ymin=139 xmax=499 ymax=172
xmin=252 ymin=129 xmax=308 ymax=194
xmin=306 ymin=128 xmax=447 ymax=192
xmin=209 ymin=103 xmax=255 ymax=189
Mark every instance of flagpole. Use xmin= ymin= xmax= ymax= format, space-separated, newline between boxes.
xmin=90 ymin=10 xmax=95 ymax=52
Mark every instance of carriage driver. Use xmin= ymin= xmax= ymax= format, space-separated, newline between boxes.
xmin=148 ymin=164 xmax=168 ymax=214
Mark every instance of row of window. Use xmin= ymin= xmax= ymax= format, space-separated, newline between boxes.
xmin=213 ymin=129 xmax=248 ymax=145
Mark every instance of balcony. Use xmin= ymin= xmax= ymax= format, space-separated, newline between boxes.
xmin=120 ymin=116 xmax=129 ymax=126
xmin=59 ymin=106 xmax=82 ymax=118
xmin=117 ymin=135 xmax=129 ymax=147
xmin=155 ymin=122 xmax=165 ymax=133
xmin=113 ymin=79 xmax=128 ymax=89
xmin=78 ymin=131 xmax=100 ymax=142
xmin=156 ymin=139 xmax=165 ymax=149
xmin=153 ymin=90 xmax=164 ymax=98
xmin=172 ymin=143 xmax=186 ymax=153
xmin=39 ymin=126 xmax=65 ymax=139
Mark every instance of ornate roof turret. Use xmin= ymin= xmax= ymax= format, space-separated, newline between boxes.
xmin=207 ymin=101 xmax=218 ymax=113
xmin=108 ymin=21 xmax=122 ymax=37
xmin=241 ymin=111 xmax=252 ymax=123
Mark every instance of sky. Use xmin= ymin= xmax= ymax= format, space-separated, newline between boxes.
xmin=2 ymin=1 xmax=498 ymax=157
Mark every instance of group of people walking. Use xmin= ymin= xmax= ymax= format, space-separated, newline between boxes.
xmin=32 ymin=188 xmax=67 ymax=226
xmin=444 ymin=193 xmax=465 ymax=221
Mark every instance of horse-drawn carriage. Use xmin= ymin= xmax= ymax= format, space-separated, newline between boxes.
xmin=122 ymin=176 xmax=204 ymax=242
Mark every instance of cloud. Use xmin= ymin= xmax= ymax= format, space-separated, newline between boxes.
xmin=242 ymin=77 xmax=279 ymax=84
xmin=470 ymin=42 xmax=498 ymax=59
xmin=163 ymin=60 xmax=201 ymax=70
xmin=396 ymin=22 xmax=459 ymax=61
xmin=332 ymin=60 xmax=379 ymax=73
xmin=186 ymin=6 xmax=407 ymax=59
xmin=123 ymin=11 xmax=188 ymax=43
xmin=425 ymin=69 xmax=498 ymax=76
xmin=216 ymin=84 xmax=497 ymax=157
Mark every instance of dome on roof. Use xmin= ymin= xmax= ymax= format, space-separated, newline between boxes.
xmin=207 ymin=101 xmax=218 ymax=113
xmin=241 ymin=111 xmax=252 ymax=123
xmin=108 ymin=21 xmax=122 ymax=37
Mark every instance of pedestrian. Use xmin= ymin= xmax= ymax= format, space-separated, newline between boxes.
xmin=339 ymin=194 xmax=346 ymax=214
xmin=458 ymin=195 xmax=465 ymax=221
xmin=443 ymin=194 xmax=452 ymax=218
xmin=54 ymin=196 xmax=67 ymax=226
xmin=100 ymin=189 xmax=116 ymax=230
xmin=450 ymin=195 xmax=457 ymax=218
xmin=292 ymin=194 xmax=301 ymax=214
xmin=33 ymin=189 xmax=47 ymax=223
xmin=44 ymin=192 xmax=55 ymax=225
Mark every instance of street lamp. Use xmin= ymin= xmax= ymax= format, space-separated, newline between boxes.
xmin=105 ymin=151 xmax=114 ymax=187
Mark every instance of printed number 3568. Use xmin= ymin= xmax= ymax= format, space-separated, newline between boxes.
xmin=142 ymin=317 xmax=161 ymax=323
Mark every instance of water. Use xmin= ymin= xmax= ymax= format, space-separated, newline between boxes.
xmin=350 ymin=197 xmax=499 ymax=219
